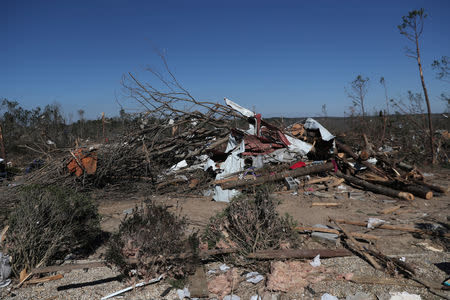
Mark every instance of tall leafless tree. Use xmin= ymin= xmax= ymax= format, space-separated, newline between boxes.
xmin=379 ymin=77 xmax=390 ymax=115
xmin=398 ymin=8 xmax=435 ymax=163
xmin=346 ymin=75 xmax=369 ymax=118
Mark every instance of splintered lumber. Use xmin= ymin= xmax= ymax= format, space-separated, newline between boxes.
xmin=335 ymin=219 xmax=423 ymax=234
xmin=306 ymin=176 xmax=333 ymax=185
xmin=0 ymin=225 xmax=8 ymax=243
xmin=335 ymin=140 xmax=387 ymax=177
xmin=295 ymin=226 xmax=379 ymax=240
xmin=332 ymin=220 xmax=383 ymax=271
xmin=380 ymin=205 xmax=402 ymax=215
xmin=246 ymin=248 xmax=352 ymax=259
xmin=220 ymin=162 xmax=334 ymax=190
xmin=336 ymin=171 xmax=414 ymax=201
xmin=415 ymin=180 xmax=449 ymax=194
xmin=26 ymin=274 xmax=64 ymax=285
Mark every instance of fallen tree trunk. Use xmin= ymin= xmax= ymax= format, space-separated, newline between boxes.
xmin=220 ymin=162 xmax=334 ymax=190
xmin=363 ymin=178 xmax=433 ymax=200
xmin=335 ymin=140 xmax=387 ymax=178
xmin=336 ymin=171 xmax=414 ymax=201
xmin=246 ymin=248 xmax=352 ymax=259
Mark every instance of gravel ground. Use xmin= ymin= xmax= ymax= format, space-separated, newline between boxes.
xmin=1 ymin=250 xmax=449 ymax=300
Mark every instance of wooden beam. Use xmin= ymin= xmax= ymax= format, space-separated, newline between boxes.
xmin=220 ymin=162 xmax=334 ymax=190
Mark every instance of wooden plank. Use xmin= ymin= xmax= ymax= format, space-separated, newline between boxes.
xmin=332 ymin=220 xmax=383 ymax=271
xmin=31 ymin=261 xmax=106 ymax=274
xmin=380 ymin=205 xmax=402 ymax=215
xmin=26 ymin=274 xmax=64 ymax=285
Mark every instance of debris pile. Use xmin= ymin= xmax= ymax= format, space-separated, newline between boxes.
xmin=23 ymin=98 xmax=447 ymax=203
xmin=2 ymin=98 xmax=448 ymax=300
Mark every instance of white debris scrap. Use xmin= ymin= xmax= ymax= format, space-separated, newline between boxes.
xmin=177 ymin=287 xmax=190 ymax=300
xmin=321 ymin=293 xmax=339 ymax=300
xmin=304 ymin=118 xmax=334 ymax=141
xmin=225 ymin=98 xmax=255 ymax=118
xmin=223 ymin=295 xmax=240 ymax=300
xmin=168 ymin=160 xmax=188 ymax=173
xmin=219 ymin=264 xmax=230 ymax=271
xmin=389 ymin=291 xmax=421 ymax=300
xmin=367 ymin=218 xmax=386 ymax=229
xmin=310 ymin=254 xmax=321 ymax=267
xmin=245 ymin=272 xmax=264 ymax=284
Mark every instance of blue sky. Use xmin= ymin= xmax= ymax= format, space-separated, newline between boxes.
xmin=2 ymin=0 xmax=449 ymax=120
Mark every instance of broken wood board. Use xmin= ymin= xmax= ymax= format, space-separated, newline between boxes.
xmin=26 ymin=274 xmax=64 ymax=285
xmin=295 ymin=226 xmax=379 ymax=240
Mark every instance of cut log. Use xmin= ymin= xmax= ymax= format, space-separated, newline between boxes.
xmin=414 ymin=181 xmax=449 ymax=194
xmin=401 ymin=185 xmax=433 ymax=200
xmin=336 ymin=171 xmax=414 ymax=201
xmin=363 ymin=178 xmax=433 ymax=200
xmin=220 ymin=162 xmax=334 ymax=190
xmin=246 ymin=248 xmax=352 ymax=259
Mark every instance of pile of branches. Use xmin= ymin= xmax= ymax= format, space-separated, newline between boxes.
xmin=25 ymin=56 xmax=249 ymax=190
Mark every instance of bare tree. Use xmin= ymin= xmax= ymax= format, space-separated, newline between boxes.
xmin=398 ymin=8 xmax=435 ymax=163
xmin=346 ymin=75 xmax=369 ymax=118
xmin=379 ymin=77 xmax=390 ymax=115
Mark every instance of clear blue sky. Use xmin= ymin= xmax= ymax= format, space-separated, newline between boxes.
xmin=2 ymin=0 xmax=449 ymax=120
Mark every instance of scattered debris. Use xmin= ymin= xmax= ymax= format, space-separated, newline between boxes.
xmin=100 ymin=275 xmax=163 ymax=300
xmin=245 ymin=272 xmax=264 ymax=284
xmin=0 ymin=252 xmax=11 ymax=288
xmin=208 ymin=268 xmax=240 ymax=299
xmin=310 ymin=254 xmax=321 ymax=267
xmin=266 ymin=260 xmax=328 ymax=292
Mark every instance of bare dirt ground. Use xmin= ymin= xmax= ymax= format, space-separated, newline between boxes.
xmin=1 ymin=168 xmax=449 ymax=299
